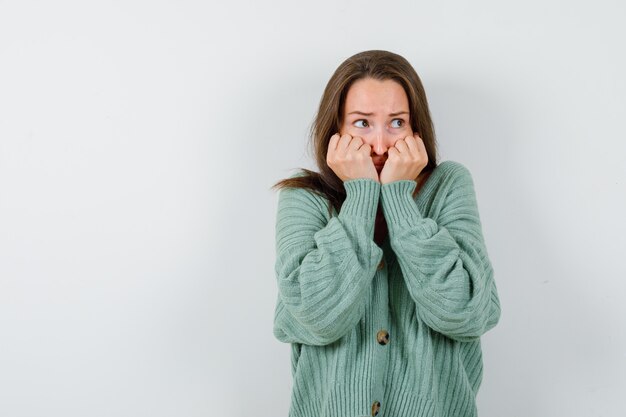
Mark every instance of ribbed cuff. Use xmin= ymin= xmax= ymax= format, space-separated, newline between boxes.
xmin=340 ymin=178 xmax=381 ymax=219
xmin=380 ymin=180 xmax=421 ymax=224
xmin=380 ymin=180 xmax=438 ymax=238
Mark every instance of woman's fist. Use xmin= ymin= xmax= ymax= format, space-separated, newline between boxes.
xmin=326 ymin=133 xmax=378 ymax=182
xmin=379 ymin=133 xmax=428 ymax=184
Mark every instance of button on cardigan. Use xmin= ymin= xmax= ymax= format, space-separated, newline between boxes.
xmin=273 ymin=160 xmax=501 ymax=417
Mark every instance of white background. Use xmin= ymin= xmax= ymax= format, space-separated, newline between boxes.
xmin=1 ymin=1 xmax=625 ymax=416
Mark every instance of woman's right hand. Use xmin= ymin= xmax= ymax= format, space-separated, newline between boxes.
xmin=326 ymin=133 xmax=379 ymax=182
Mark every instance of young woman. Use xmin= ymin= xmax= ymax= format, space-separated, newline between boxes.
xmin=271 ymin=50 xmax=501 ymax=417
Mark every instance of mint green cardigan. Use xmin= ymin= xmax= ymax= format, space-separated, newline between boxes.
xmin=273 ymin=160 xmax=501 ymax=417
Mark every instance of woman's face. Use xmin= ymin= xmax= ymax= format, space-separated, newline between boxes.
xmin=339 ymin=77 xmax=412 ymax=172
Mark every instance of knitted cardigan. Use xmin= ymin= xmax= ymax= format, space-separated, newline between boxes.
xmin=273 ymin=160 xmax=501 ymax=417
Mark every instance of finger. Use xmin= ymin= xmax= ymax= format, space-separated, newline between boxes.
xmin=413 ymin=132 xmax=426 ymax=152
xmin=348 ymin=135 xmax=364 ymax=151
xmin=328 ymin=133 xmax=340 ymax=152
xmin=336 ymin=133 xmax=353 ymax=153
xmin=393 ymin=138 xmax=410 ymax=153
xmin=404 ymin=135 xmax=420 ymax=153
xmin=357 ymin=140 xmax=372 ymax=155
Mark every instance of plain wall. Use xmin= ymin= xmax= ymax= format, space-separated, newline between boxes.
xmin=1 ymin=0 xmax=625 ymax=416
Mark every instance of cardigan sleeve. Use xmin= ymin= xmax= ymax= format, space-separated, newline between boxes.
xmin=273 ymin=178 xmax=384 ymax=346
xmin=379 ymin=163 xmax=501 ymax=342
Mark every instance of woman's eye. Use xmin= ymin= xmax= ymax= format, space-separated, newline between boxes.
xmin=391 ymin=119 xmax=404 ymax=128
xmin=354 ymin=120 xmax=368 ymax=128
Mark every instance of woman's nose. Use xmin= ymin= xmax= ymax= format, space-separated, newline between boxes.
xmin=370 ymin=131 xmax=391 ymax=155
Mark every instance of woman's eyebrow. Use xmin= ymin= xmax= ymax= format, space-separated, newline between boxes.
xmin=347 ymin=110 xmax=409 ymax=116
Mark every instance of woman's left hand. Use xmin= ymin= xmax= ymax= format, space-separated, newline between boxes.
xmin=379 ymin=133 xmax=428 ymax=184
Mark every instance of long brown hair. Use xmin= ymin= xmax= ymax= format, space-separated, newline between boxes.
xmin=271 ymin=50 xmax=439 ymax=216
